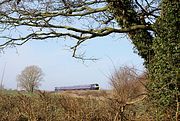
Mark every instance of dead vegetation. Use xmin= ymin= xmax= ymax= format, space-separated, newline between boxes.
xmin=0 ymin=66 xmax=172 ymax=121
xmin=0 ymin=91 xmax=114 ymax=121
xmin=58 ymin=90 xmax=109 ymax=99
xmin=107 ymin=66 xmax=150 ymax=121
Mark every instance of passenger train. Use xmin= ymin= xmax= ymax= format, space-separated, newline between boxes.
xmin=55 ymin=84 xmax=99 ymax=91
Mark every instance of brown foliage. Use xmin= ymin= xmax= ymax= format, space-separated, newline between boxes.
xmin=109 ymin=66 xmax=147 ymax=104
xmin=0 ymin=91 xmax=115 ymax=121
xmin=0 ymin=66 xmax=170 ymax=121
xmin=108 ymin=66 xmax=148 ymax=120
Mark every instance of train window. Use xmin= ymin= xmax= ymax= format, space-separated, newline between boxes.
xmin=91 ymin=84 xmax=99 ymax=90
xmin=92 ymin=84 xmax=99 ymax=87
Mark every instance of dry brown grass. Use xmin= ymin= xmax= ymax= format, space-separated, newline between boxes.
xmin=108 ymin=66 xmax=150 ymax=121
xmin=0 ymin=89 xmax=153 ymax=121
xmin=58 ymin=90 xmax=109 ymax=99
xmin=0 ymin=66 xmax=170 ymax=121
xmin=0 ymin=91 xmax=116 ymax=121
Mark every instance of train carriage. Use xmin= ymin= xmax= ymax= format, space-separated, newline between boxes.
xmin=55 ymin=84 xmax=99 ymax=91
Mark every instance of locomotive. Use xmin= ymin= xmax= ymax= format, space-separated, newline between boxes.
xmin=55 ymin=83 xmax=99 ymax=91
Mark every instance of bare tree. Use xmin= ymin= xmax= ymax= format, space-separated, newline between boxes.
xmin=109 ymin=66 xmax=147 ymax=120
xmin=17 ymin=65 xmax=44 ymax=93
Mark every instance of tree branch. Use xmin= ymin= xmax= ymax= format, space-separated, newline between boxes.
xmin=0 ymin=0 xmax=158 ymax=60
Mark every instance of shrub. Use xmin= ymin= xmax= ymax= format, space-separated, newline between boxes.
xmin=0 ymin=91 xmax=114 ymax=121
xmin=109 ymin=66 xmax=147 ymax=120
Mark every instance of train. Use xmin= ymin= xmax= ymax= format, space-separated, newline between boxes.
xmin=54 ymin=83 xmax=99 ymax=91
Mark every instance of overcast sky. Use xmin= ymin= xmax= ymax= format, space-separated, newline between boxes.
xmin=0 ymin=34 xmax=144 ymax=90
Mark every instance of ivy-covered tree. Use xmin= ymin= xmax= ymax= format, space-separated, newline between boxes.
xmin=0 ymin=0 xmax=179 ymax=119
xmin=148 ymin=1 xmax=180 ymax=120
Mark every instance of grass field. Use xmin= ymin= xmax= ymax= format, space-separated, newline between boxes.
xmin=0 ymin=89 xmax=153 ymax=121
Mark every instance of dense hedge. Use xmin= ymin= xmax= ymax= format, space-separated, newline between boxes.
xmin=147 ymin=0 xmax=180 ymax=119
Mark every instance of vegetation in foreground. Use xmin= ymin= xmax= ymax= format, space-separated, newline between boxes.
xmin=0 ymin=66 xmax=177 ymax=121
xmin=0 ymin=90 xmax=145 ymax=121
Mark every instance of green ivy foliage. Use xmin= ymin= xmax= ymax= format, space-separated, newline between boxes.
xmin=107 ymin=0 xmax=154 ymax=66
xmin=107 ymin=0 xmax=179 ymax=118
xmin=147 ymin=0 xmax=180 ymax=117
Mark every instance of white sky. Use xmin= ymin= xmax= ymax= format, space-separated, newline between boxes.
xmin=0 ymin=34 xmax=144 ymax=91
